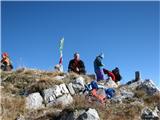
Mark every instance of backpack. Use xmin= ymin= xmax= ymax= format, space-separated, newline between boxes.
xmin=112 ymin=67 xmax=122 ymax=82
xmin=105 ymin=88 xmax=116 ymax=99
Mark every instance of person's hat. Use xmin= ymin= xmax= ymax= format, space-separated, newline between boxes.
xmin=2 ymin=52 xmax=8 ymax=58
xmin=74 ymin=52 xmax=79 ymax=57
xmin=99 ymin=53 xmax=104 ymax=59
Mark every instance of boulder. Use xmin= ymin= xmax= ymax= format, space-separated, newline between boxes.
xmin=104 ymin=78 xmax=118 ymax=88
xmin=26 ymin=92 xmax=44 ymax=109
xmin=67 ymin=83 xmax=75 ymax=95
xmin=72 ymin=83 xmax=84 ymax=93
xmin=42 ymin=88 xmax=56 ymax=105
xmin=59 ymin=109 xmax=86 ymax=120
xmin=56 ymin=108 xmax=99 ymax=120
xmin=77 ymin=108 xmax=100 ymax=120
xmin=56 ymin=94 xmax=73 ymax=107
xmin=137 ymin=79 xmax=160 ymax=95
xmin=75 ymin=76 xmax=85 ymax=87
xmin=72 ymin=77 xmax=86 ymax=93
xmin=59 ymin=83 xmax=69 ymax=94
xmin=141 ymin=107 xmax=159 ymax=120
xmin=52 ymin=85 xmax=63 ymax=97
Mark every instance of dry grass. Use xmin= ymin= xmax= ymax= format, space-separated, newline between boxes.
xmin=143 ymin=92 xmax=160 ymax=106
xmin=1 ymin=69 xmax=68 ymax=95
xmin=1 ymin=94 xmax=26 ymax=120
xmin=134 ymin=89 xmax=160 ymax=107
xmin=1 ymin=68 xmax=158 ymax=120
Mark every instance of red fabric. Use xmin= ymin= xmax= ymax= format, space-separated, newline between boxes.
xmin=2 ymin=53 xmax=8 ymax=58
xmin=59 ymin=57 xmax=62 ymax=65
xmin=74 ymin=59 xmax=79 ymax=65
xmin=91 ymin=89 xmax=106 ymax=103
xmin=103 ymin=69 xmax=116 ymax=81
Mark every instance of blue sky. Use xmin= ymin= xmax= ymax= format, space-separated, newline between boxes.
xmin=1 ymin=1 xmax=159 ymax=86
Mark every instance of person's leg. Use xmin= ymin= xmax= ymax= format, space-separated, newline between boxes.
xmin=96 ymin=69 xmax=105 ymax=81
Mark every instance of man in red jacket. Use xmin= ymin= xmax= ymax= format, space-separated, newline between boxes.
xmin=68 ymin=52 xmax=86 ymax=75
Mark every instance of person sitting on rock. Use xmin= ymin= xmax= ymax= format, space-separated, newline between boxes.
xmin=1 ymin=52 xmax=13 ymax=71
xmin=103 ymin=67 xmax=122 ymax=83
xmin=94 ymin=53 xmax=106 ymax=81
xmin=68 ymin=52 xmax=86 ymax=74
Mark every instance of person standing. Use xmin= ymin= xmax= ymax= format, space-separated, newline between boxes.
xmin=94 ymin=53 xmax=105 ymax=81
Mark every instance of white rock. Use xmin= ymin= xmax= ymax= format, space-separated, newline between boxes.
xmin=86 ymin=108 xmax=100 ymax=120
xmin=59 ymin=83 xmax=69 ymax=94
xmin=42 ymin=88 xmax=56 ymax=104
xmin=26 ymin=92 xmax=44 ymax=109
xmin=67 ymin=83 xmax=75 ymax=95
xmin=105 ymin=78 xmax=118 ymax=88
xmin=138 ymin=79 xmax=160 ymax=95
xmin=77 ymin=108 xmax=100 ymax=120
xmin=72 ymin=83 xmax=84 ymax=93
xmin=56 ymin=94 xmax=73 ymax=106
xmin=75 ymin=76 xmax=85 ymax=87
xmin=141 ymin=107 xmax=159 ymax=120
xmin=53 ymin=76 xmax=65 ymax=80
xmin=52 ymin=85 xmax=62 ymax=97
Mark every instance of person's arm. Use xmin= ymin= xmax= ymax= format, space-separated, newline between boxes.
xmin=68 ymin=60 xmax=73 ymax=72
xmin=79 ymin=60 xmax=86 ymax=74
xmin=96 ymin=57 xmax=104 ymax=67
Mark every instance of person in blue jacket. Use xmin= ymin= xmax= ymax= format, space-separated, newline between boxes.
xmin=94 ymin=53 xmax=106 ymax=81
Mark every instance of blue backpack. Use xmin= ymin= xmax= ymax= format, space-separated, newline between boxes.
xmin=105 ymin=88 xmax=116 ymax=99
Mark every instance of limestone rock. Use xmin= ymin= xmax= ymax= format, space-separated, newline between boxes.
xmin=42 ymin=88 xmax=56 ymax=105
xmin=26 ymin=92 xmax=44 ymax=109
xmin=56 ymin=94 xmax=73 ymax=107
xmin=77 ymin=108 xmax=100 ymax=120
xmin=67 ymin=83 xmax=75 ymax=95
xmin=104 ymin=78 xmax=118 ymax=88
xmin=141 ymin=107 xmax=159 ymax=120
xmin=138 ymin=79 xmax=160 ymax=95
xmin=52 ymin=85 xmax=63 ymax=97
xmin=59 ymin=83 xmax=69 ymax=94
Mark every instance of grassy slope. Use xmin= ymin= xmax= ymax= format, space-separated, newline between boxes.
xmin=0 ymin=68 xmax=160 ymax=120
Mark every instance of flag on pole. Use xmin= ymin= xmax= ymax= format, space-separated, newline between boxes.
xmin=59 ymin=37 xmax=64 ymax=65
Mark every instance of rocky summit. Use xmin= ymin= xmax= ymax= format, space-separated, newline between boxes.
xmin=0 ymin=68 xmax=160 ymax=120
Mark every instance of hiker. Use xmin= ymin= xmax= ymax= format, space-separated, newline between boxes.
xmin=94 ymin=53 xmax=106 ymax=81
xmin=1 ymin=52 xmax=13 ymax=71
xmin=103 ymin=67 xmax=122 ymax=83
xmin=68 ymin=52 xmax=86 ymax=74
